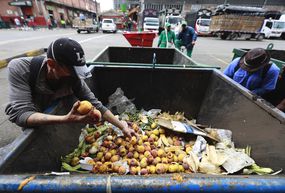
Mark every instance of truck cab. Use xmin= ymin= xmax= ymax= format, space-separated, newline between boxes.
xmin=159 ymin=8 xmax=183 ymax=34
xmin=261 ymin=19 xmax=285 ymax=38
xmin=143 ymin=17 xmax=159 ymax=32
xmin=195 ymin=18 xmax=211 ymax=35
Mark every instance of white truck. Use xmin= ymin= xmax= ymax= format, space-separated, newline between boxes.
xmin=143 ymin=17 xmax=159 ymax=32
xmin=72 ymin=18 xmax=99 ymax=34
xmin=159 ymin=8 xmax=184 ymax=35
xmin=185 ymin=9 xmax=212 ymax=36
xmin=142 ymin=9 xmax=159 ymax=32
xmin=261 ymin=14 xmax=285 ymax=39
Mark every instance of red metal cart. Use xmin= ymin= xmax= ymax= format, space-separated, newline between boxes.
xmin=123 ymin=31 xmax=156 ymax=47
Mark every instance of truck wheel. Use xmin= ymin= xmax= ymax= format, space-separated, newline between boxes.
xmin=256 ymin=34 xmax=264 ymax=41
xmin=113 ymin=30 xmax=117 ymax=33
xmin=96 ymin=28 xmax=99 ymax=32
xmin=77 ymin=30 xmax=81 ymax=34
xmin=229 ymin=33 xmax=238 ymax=40
xmin=281 ymin=33 xmax=285 ymax=40
xmin=220 ymin=33 xmax=228 ymax=40
xmin=87 ymin=30 xmax=90 ymax=33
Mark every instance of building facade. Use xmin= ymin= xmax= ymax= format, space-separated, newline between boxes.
xmin=0 ymin=0 xmax=100 ymax=28
xmin=140 ymin=0 xmax=285 ymax=13
xmin=114 ymin=0 xmax=140 ymax=11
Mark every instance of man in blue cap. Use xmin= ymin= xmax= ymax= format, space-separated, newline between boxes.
xmin=175 ymin=21 xmax=197 ymax=57
xmin=5 ymin=37 xmax=137 ymax=138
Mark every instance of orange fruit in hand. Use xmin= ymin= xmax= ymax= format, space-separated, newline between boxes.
xmin=77 ymin=100 xmax=93 ymax=115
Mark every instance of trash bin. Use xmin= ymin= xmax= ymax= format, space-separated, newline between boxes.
xmin=91 ymin=46 xmax=220 ymax=69
xmin=123 ymin=32 xmax=156 ymax=47
xmin=0 ymin=67 xmax=284 ymax=192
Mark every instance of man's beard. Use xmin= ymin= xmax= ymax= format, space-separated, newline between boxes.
xmin=47 ymin=76 xmax=75 ymax=90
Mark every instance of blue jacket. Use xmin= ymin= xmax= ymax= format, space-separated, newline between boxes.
xmin=224 ymin=58 xmax=280 ymax=96
xmin=177 ymin=26 xmax=197 ymax=49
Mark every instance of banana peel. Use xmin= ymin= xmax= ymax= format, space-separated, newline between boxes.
xmin=183 ymin=152 xmax=199 ymax=173
xmin=243 ymin=164 xmax=274 ymax=175
xmin=165 ymin=146 xmax=183 ymax=153
xmin=160 ymin=134 xmax=170 ymax=146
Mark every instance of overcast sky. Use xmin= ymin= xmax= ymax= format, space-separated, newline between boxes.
xmin=97 ymin=0 xmax=114 ymax=11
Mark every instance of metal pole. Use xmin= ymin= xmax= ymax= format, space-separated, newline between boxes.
xmin=95 ymin=0 xmax=98 ymax=20
xmin=34 ymin=0 xmax=40 ymax=15
xmin=263 ymin=0 xmax=268 ymax=8
xmin=40 ymin=0 xmax=48 ymax=27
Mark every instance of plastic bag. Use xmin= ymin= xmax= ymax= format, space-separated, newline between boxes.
xmin=107 ymin=88 xmax=136 ymax=114
xmin=192 ymin=136 xmax=207 ymax=159
xmin=222 ymin=148 xmax=255 ymax=174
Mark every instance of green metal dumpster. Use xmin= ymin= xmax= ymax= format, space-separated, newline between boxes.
xmin=91 ymin=46 xmax=220 ymax=69
xmin=0 ymin=66 xmax=285 ymax=192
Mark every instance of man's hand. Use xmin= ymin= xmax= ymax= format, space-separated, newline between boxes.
xmin=192 ymin=41 xmax=196 ymax=45
xmin=121 ymin=120 xmax=139 ymax=138
xmin=65 ymin=101 xmax=100 ymax=124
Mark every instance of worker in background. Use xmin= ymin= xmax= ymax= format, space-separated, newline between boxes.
xmin=175 ymin=21 xmax=197 ymax=57
xmin=14 ymin=18 xmax=21 ymax=29
xmin=5 ymin=38 xmax=137 ymax=138
xmin=158 ymin=23 xmax=176 ymax=48
xmin=61 ymin=19 xmax=66 ymax=28
xmin=224 ymin=48 xmax=279 ymax=96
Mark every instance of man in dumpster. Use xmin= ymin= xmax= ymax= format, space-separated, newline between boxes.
xmin=224 ymin=48 xmax=279 ymax=96
xmin=158 ymin=23 xmax=176 ymax=48
xmin=5 ymin=37 xmax=137 ymax=138
xmin=175 ymin=21 xmax=197 ymax=57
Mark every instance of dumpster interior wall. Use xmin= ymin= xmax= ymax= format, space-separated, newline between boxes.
xmin=1 ymin=67 xmax=285 ymax=174
xmin=198 ymin=71 xmax=285 ymax=170
xmin=94 ymin=47 xmax=195 ymax=66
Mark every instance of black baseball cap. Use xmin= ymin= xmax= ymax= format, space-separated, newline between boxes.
xmin=47 ymin=38 xmax=91 ymax=79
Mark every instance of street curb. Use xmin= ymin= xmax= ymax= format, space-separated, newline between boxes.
xmin=0 ymin=48 xmax=46 ymax=69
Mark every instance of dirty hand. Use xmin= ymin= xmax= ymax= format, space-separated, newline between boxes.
xmin=65 ymin=101 xmax=100 ymax=124
xmin=121 ymin=120 xmax=139 ymax=138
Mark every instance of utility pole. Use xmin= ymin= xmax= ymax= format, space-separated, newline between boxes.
xmin=95 ymin=0 xmax=98 ymax=20
xmin=263 ymin=0 xmax=268 ymax=8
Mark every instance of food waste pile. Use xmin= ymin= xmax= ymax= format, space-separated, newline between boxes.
xmin=62 ymin=109 xmax=278 ymax=176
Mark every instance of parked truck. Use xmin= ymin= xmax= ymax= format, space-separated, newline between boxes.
xmin=142 ymin=9 xmax=159 ymax=32
xmin=72 ymin=17 xmax=99 ymax=33
xmin=185 ymin=9 xmax=212 ymax=35
xmin=159 ymin=8 xmax=184 ymax=34
xmin=261 ymin=13 xmax=285 ymax=39
xmin=210 ymin=4 xmax=266 ymax=40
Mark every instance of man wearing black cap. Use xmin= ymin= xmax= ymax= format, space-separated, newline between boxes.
xmin=224 ymin=48 xmax=279 ymax=96
xmin=5 ymin=38 xmax=136 ymax=138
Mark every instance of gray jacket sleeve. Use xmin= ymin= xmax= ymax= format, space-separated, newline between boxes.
xmin=72 ymin=79 xmax=108 ymax=115
xmin=5 ymin=59 xmax=38 ymax=127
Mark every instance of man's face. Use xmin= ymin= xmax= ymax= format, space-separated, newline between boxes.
xmin=46 ymin=59 xmax=76 ymax=89
xmin=167 ymin=26 xmax=171 ymax=31
xmin=47 ymin=59 xmax=73 ymax=79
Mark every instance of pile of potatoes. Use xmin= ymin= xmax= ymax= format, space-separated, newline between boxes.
xmin=71 ymin=122 xmax=195 ymax=175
